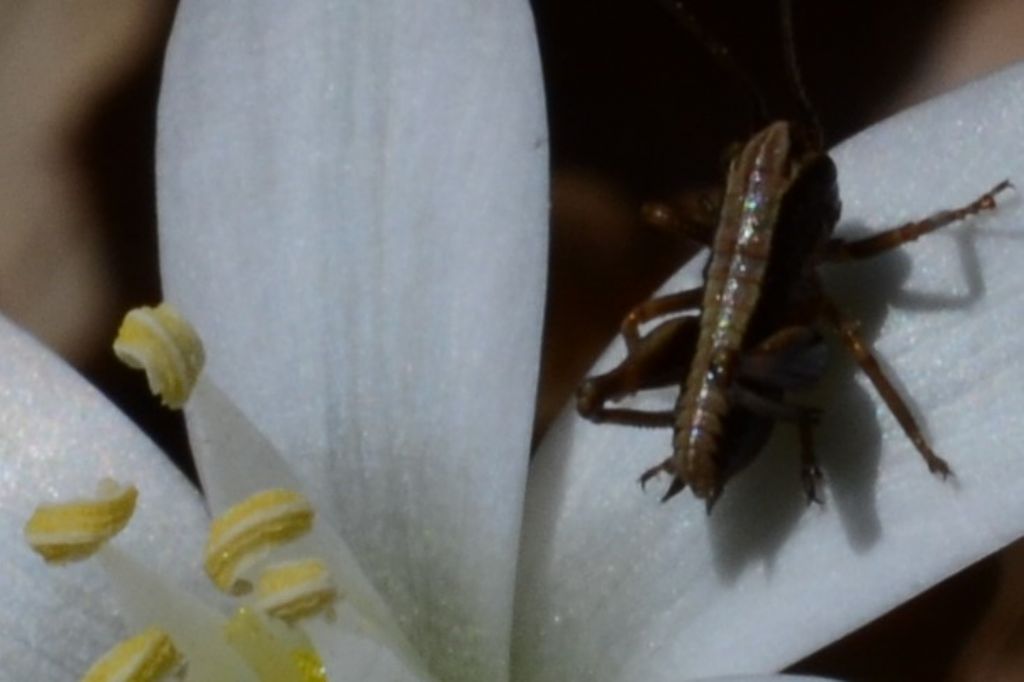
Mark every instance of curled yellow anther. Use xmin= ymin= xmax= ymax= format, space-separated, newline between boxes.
xmin=255 ymin=558 xmax=338 ymax=624
xmin=24 ymin=480 xmax=138 ymax=564
xmin=81 ymin=627 xmax=184 ymax=682
xmin=205 ymin=489 xmax=314 ymax=595
xmin=113 ymin=303 xmax=204 ymax=409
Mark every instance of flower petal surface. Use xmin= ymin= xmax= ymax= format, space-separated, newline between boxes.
xmin=0 ymin=315 xmax=210 ymax=678
xmin=156 ymin=1 xmax=547 ymax=679
xmin=693 ymin=678 xmax=837 ymax=682
xmin=516 ymin=63 xmax=1024 ymax=681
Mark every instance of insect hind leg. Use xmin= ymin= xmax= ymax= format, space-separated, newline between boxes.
xmin=821 ymin=295 xmax=952 ymax=478
xmin=825 ymin=180 xmax=1013 ymax=262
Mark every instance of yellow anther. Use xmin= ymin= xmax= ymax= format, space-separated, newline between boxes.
xmin=205 ymin=489 xmax=314 ymax=595
xmin=223 ymin=609 xmax=329 ymax=682
xmin=81 ymin=627 xmax=184 ymax=682
xmin=25 ymin=480 xmax=137 ymax=564
xmin=255 ymin=559 xmax=338 ymax=624
xmin=113 ymin=303 xmax=205 ymax=409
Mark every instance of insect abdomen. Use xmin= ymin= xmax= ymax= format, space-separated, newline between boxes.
xmin=673 ymin=121 xmax=795 ymax=498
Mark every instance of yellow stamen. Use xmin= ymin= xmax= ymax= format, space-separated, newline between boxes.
xmin=113 ymin=303 xmax=205 ymax=409
xmin=255 ymin=558 xmax=338 ymax=624
xmin=24 ymin=480 xmax=137 ymax=564
xmin=205 ymin=489 xmax=314 ymax=595
xmin=223 ymin=609 xmax=328 ymax=682
xmin=81 ymin=627 xmax=184 ymax=682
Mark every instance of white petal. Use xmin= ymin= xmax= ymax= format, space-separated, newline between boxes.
xmin=317 ymin=633 xmax=428 ymax=682
xmin=156 ymin=1 xmax=547 ymax=679
xmin=0 ymin=314 xmax=209 ymax=677
xmin=308 ymin=605 xmax=432 ymax=682
xmin=97 ymin=548 xmax=259 ymax=681
xmin=515 ymin=63 xmax=1024 ymax=680
xmin=185 ymin=377 xmax=429 ymax=675
xmin=692 ymin=678 xmax=839 ymax=682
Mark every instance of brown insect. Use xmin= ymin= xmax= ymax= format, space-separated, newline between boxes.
xmin=575 ymin=1 xmax=1013 ymax=511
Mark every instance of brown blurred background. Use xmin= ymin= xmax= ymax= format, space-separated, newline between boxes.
xmin=2 ymin=0 xmax=1023 ymax=679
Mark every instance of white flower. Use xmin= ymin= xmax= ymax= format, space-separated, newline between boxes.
xmin=1 ymin=0 xmax=1023 ymax=679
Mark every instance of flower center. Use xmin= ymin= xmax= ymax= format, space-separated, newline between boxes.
xmin=21 ymin=303 xmax=343 ymax=681
xmin=25 ymin=478 xmax=333 ymax=681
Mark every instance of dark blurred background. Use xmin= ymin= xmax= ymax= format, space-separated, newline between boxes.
xmin=2 ymin=0 xmax=1023 ymax=679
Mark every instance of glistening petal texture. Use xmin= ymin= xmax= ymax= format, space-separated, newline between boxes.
xmin=156 ymin=2 xmax=547 ymax=679
xmin=515 ymin=63 xmax=1024 ymax=680
xmin=0 ymin=315 xmax=211 ymax=678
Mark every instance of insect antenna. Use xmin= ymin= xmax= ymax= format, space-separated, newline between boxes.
xmin=780 ymin=0 xmax=825 ymax=148
xmin=652 ymin=0 xmax=769 ymax=128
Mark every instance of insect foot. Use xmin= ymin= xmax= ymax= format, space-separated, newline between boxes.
xmin=925 ymin=451 xmax=953 ymax=480
xmin=801 ymin=464 xmax=824 ymax=506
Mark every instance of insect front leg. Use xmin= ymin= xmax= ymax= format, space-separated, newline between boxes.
xmin=576 ymin=315 xmax=699 ymax=428
xmin=736 ymin=325 xmax=829 ymax=503
xmin=726 ymin=385 xmax=824 ymax=502
xmin=620 ymin=286 xmax=703 ymax=351
xmin=819 ymin=295 xmax=952 ymax=477
xmin=825 ymin=180 xmax=1013 ymax=262
xmin=578 ymin=403 xmax=677 ymax=429
xmin=640 ymin=185 xmax=723 ymax=246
